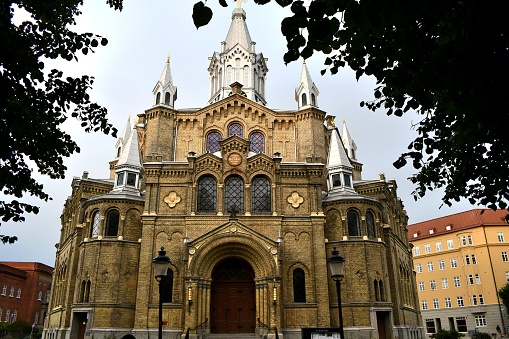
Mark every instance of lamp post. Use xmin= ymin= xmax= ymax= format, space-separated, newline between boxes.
xmin=327 ymin=247 xmax=345 ymax=339
xmin=153 ymin=247 xmax=171 ymax=339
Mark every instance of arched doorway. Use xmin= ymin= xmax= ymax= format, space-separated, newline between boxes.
xmin=210 ymin=257 xmax=256 ymax=334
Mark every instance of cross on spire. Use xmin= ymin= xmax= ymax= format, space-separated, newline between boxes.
xmin=235 ymin=0 xmax=247 ymax=9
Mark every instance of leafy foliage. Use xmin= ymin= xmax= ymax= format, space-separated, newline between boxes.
xmin=499 ymin=283 xmax=509 ymax=314
xmin=431 ymin=329 xmax=464 ymax=339
xmin=6 ymin=320 xmax=31 ymax=335
xmin=193 ymin=0 xmax=509 ymax=214
xmin=470 ymin=333 xmax=492 ymax=339
xmin=0 ymin=0 xmax=122 ymax=243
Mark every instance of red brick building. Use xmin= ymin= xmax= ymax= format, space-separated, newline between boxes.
xmin=0 ymin=262 xmax=53 ymax=330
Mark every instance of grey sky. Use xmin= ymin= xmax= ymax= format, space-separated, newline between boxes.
xmin=1 ymin=0 xmax=474 ymax=266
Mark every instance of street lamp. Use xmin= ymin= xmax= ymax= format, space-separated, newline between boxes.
xmin=327 ymin=247 xmax=345 ymax=339
xmin=153 ymin=247 xmax=171 ymax=339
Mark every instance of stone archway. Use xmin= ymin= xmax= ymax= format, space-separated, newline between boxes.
xmin=210 ymin=257 xmax=256 ymax=334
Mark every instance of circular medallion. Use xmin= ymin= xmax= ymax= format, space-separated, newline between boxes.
xmin=189 ymin=248 xmax=196 ymax=255
xmin=271 ymin=248 xmax=278 ymax=255
xmin=228 ymin=153 xmax=242 ymax=166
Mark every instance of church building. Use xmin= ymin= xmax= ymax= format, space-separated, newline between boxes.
xmin=43 ymin=3 xmax=422 ymax=339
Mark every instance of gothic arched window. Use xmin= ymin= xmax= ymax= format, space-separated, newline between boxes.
xmin=161 ymin=269 xmax=174 ymax=303
xmin=228 ymin=122 xmax=243 ymax=137
xmin=197 ymin=176 xmax=217 ymax=212
xmin=293 ymin=268 xmax=306 ymax=302
xmin=156 ymin=92 xmax=161 ymax=104
xmin=347 ymin=210 xmax=361 ymax=236
xmin=311 ymin=93 xmax=316 ymax=106
xmin=105 ymin=209 xmax=119 ymax=237
xmin=301 ymin=93 xmax=307 ymax=106
xmin=252 ymin=176 xmax=271 ymax=213
xmin=206 ymin=131 xmax=221 ymax=153
xmin=91 ymin=211 xmax=100 ymax=238
xmin=249 ymin=132 xmax=265 ymax=153
xmin=243 ymin=66 xmax=249 ymax=86
xmin=367 ymin=211 xmax=376 ymax=238
xmin=225 ymin=175 xmax=244 ymax=213
xmin=164 ymin=92 xmax=171 ymax=105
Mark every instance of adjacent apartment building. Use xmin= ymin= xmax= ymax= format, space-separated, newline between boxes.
xmin=0 ymin=262 xmax=53 ymax=329
xmin=408 ymin=209 xmax=509 ymax=337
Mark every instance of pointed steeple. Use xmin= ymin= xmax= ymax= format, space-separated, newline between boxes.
xmin=341 ymin=117 xmax=357 ymax=161
xmin=326 ymin=126 xmax=356 ymax=194
xmin=224 ymin=2 xmax=253 ymax=52
xmin=295 ymin=59 xmax=319 ymax=109
xmin=115 ymin=116 xmax=132 ymax=159
xmin=207 ymin=3 xmax=268 ymax=105
xmin=112 ymin=126 xmax=143 ymax=195
xmin=153 ymin=54 xmax=177 ymax=107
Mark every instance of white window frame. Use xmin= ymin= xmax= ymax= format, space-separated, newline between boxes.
xmin=438 ymin=259 xmax=445 ymax=270
xmin=468 ymin=274 xmax=474 ymax=285
xmin=468 ymin=235 xmax=473 ymax=245
xmin=479 ymin=294 xmax=485 ymax=305
xmin=424 ymin=244 xmax=431 ymax=254
xmin=427 ymin=261 xmax=434 ymax=272
xmin=445 ymin=297 xmax=452 ymax=308
xmin=435 ymin=242 xmax=442 ymax=252
xmin=498 ymin=232 xmax=505 ymax=242
xmin=430 ymin=280 xmax=437 ymax=290
xmin=464 ymin=255 xmax=470 ymax=265
xmin=447 ymin=239 xmax=454 ymax=249
xmin=414 ymin=246 xmax=420 ymax=256
xmin=475 ymin=315 xmax=487 ymax=327
xmin=475 ymin=274 xmax=481 ymax=284
xmin=472 ymin=254 xmax=477 ymax=264
xmin=503 ymin=251 xmax=508 ymax=262
xmin=453 ymin=276 xmax=461 ymax=287
xmin=421 ymin=300 xmax=428 ymax=310
xmin=442 ymin=278 xmax=449 ymax=289
xmin=433 ymin=298 xmax=440 ymax=309
xmin=416 ymin=263 xmax=423 ymax=273
xmin=451 ymin=257 xmax=458 ymax=268
xmin=457 ymin=296 xmax=464 ymax=307
xmin=419 ymin=281 xmax=425 ymax=292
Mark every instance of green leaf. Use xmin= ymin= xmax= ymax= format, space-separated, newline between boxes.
xmin=219 ymin=0 xmax=228 ymax=7
xmin=192 ymin=2 xmax=213 ymax=29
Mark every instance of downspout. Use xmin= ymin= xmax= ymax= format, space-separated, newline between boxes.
xmin=483 ymin=225 xmax=506 ymax=334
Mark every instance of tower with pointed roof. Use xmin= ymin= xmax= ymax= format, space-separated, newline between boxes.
xmin=295 ymin=59 xmax=319 ymax=109
xmin=207 ymin=2 xmax=268 ymax=105
xmin=44 ymin=3 xmax=422 ymax=339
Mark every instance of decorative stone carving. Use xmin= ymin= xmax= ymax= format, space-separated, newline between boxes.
xmin=287 ymin=192 xmax=304 ymax=208
xmin=164 ymin=191 xmax=181 ymax=208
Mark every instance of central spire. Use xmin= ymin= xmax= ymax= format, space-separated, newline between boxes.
xmin=207 ymin=1 xmax=268 ymax=105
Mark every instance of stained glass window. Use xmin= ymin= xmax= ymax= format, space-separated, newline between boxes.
xmin=206 ymin=131 xmax=221 ymax=153
xmin=228 ymin=123 xmax=243 ymax=137
xmin=249 ymin=132 xmax=265 ymax=153
xmin=225 ymin=175 xmax=244 ymax=212
xmin=197 ymin=176 xmax=217 ymax=212
xmin=366 ymin=211 xmax=376 ymax=238
xmin=91 ymin=211 xmax=100 ymax=238
xmin=252 ymin=176 xmax=270 ymax=212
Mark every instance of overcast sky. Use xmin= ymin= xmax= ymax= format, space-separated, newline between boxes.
xmin=1 ymin=0 xmax=475 ymax=266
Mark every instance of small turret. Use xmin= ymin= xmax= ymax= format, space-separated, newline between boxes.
xmin=153 ymin=54 xmax=177 ymax=107
xmin=342 ymin=118 xmax=357 ymax=161
xmin=326 ymin=126 xmax=356 ymax=194
xmin=295 ymin=59 xmax=319 ymax=110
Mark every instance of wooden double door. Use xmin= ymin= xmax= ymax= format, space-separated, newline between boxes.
xmin=210 ymin=258 xmax=256 ymax=334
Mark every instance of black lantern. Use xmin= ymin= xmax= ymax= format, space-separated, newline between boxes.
xmin=153 ymin=247 xmax=171 ymax=339
xmin=327 ymin=247 xmax=345 ymax=339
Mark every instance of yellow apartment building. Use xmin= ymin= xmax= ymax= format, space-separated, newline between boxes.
xmin=408 ymin=209 xmax=509 ymax=338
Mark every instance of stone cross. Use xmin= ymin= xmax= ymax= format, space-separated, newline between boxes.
xmin=227 ymin=204 xmax=240 ymax=218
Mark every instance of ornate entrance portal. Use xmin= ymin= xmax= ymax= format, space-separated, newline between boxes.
xmin=210 ymin=257 xmax=256 ymax=334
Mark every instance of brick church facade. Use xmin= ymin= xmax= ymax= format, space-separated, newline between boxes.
xmin=43 ymin=4 xmax=422 ymax=339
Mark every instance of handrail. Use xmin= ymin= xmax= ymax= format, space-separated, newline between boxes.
xmin=257 ymin=317 xmax=269 ymax=329
xmin=196 ymin=317 xmax=208 ymax=329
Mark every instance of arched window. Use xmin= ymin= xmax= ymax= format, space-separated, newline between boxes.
xmin=366 ymin=211 xmax=376 ymax=238
xmin=347 ymin=210 xmax=360 ymax=236
xmin=311 ymin=93 xmax=316 ymax=106
xmin=228 ymin=122 xmax=243 ymax=137
xmin=12 ymin=310 xmax=17 ymax=322
xmin=226 ymin=65 xmax=233 ymax=85
xmin=9 ymin=287 xmax=14 ymax=297
xmin=1 ymin=284 xmax=6 ymax=295
xmin=16 ymin=288 xmax=21 ymax=298
xmin=164 ymin=92 xmax=171 ymax=105
xmin=161 ymin=269 xmax=174 ymax=303
xmin=206 ymin=131 xmax=221 ymax=153
xmin=252 ymin=176 xmax=271 ymax=212
xmin=38 ymin=290 xmax=42 ymax=300
xmin=91 ymin=211 xmax=100 ymax=238
xmin=197 ymin=176 xmax=217 ymax=212
xmin=225 ymin=175 xmax=244 ymax=212
xmin=249 ymin=132 xmax=265 ymax=153
xmin=218 ymin=69 xmax=223 ymax=88
xmin=116 ymin=147 xmax=122 ymax=158
xmin=105 ymin=210 xmax=119 ymax=236
xmin=332 ymin=174 xmax=341 ymax=187
xmin=4 ymin=309 xmax=10 ymax=322
xmin=254 ymin=69 xmax=258 ymax=91
xmin=80 ymin=281 xmax=86 ymax=302
xmin=243 ymin=66 xmax=249 ymax=86
xmin=235 ymin=58 xmax=241 ymax=82
xmin=156 ymin=92 xmax=161 ymax=104
xmin=379 ymin=280 xmax=385 ymax=301
xmin=301 ymin=93 xmax=307 ymax=106
xmin=374 ymin=279 xmax=380 ymax=301
xmin=85 ymin=280 xmax=91 ymax=302
xmin=293 ymin=268 xmax=306 ymax=302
